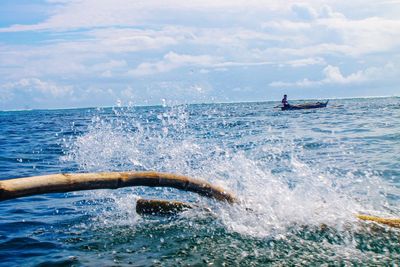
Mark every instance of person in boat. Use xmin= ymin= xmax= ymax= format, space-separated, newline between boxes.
xmin=282 ymin=94 xmax=290 ymax=107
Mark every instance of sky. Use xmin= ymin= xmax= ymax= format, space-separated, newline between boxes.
xmin=0 ymin=0 xmax=400 ymax=110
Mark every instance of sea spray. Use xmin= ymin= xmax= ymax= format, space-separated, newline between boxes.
xmin=63 ymin=103 xmax=396 ymax=240
xmin=1 ymin=98 xmax=400 ymax=265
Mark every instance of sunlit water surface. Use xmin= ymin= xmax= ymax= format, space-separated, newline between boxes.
xmin=0 ymin=97 xmax=399 ymax=266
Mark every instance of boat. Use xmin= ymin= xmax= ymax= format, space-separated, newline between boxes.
xmin=281 ymin=100 xmax=329 ymax=111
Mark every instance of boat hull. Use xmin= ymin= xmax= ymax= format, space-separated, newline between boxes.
xmin=281 ymin=101 xmax=328 ymax=111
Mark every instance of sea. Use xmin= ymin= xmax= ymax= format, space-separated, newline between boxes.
xmin=0 ymin=97 xmax=399 ymax=266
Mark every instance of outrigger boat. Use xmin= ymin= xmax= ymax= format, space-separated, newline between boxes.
xmin=281 ymin=100 xmax=329 ymax=111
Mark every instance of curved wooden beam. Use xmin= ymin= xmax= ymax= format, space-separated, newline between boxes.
xmin=4 ymin=172 xmax=399 ymax=229
xmin=0 ymin=171 xmax=237 ymax=203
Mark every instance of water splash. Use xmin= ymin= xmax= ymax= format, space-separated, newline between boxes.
xmin=63 ymin=102 xmax=398 ymax=241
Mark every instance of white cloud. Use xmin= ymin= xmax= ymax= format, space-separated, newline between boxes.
xmin=262 ymin=20 xmax=311 ymax=31
xmin=1 ymin=0 xmax=400 ymax=108
xmin=91 ymin=60 xmax=127 ymax=71
xmin=0 ymin=0 xmax=286 ymax=32
xmin=291 ymin=3 xmax=319 ymax=20
xmin=318 ymin=17 xmax=400 ymax=56
xmin=2 ymin=0 xmax=400 ymax=61
xmin=291 ymin=4 xmax=344 ymax=21
xmin=319 ymin=5 xmax=345 ymax=19
xmin=285 ymin=57 xmax=326 ymax=67
xmin=129 ymin=51 xmax=316 ymax=76
xmin=88 ymin=28 xmax=180 ymax=53
xmin=120 ymin=86 xmax=136 ymax=99
xmin=270 ymin=63 xmax=398 ymax=88
xmin=129 ymin=52 xmax=219 ymax=76
xmin=323 ymin=65 xmax=365 ymax=83
xmin=260 ymin=5 xmax=400 ymax=58
xmin=0 ymin=28 xmax=182 ymax=79
xmin=2 ymin=3 xmax=400 ymax=76
xmin=3 ymin=78 xmax=74 ymax=97
xmin=4 ymin=1 xmax=373 ymax=33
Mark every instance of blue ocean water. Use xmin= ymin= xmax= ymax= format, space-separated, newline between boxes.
xmin=0 ymin=97 xmax=399 ymax=266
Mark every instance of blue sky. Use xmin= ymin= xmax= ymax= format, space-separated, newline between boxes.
xmin=1 ymin=0 xmax=400 ymax=109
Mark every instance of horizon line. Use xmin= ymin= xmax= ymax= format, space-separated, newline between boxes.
xmin=1 ymin=94 xmax=398 ymax=112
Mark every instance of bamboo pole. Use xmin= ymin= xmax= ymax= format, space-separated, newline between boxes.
xmin=3 ymin=172 xmax=400 ymax=229
xmin=0 ymin=171 xmax=237 ymax=203
xmin=356 ymin=214 xmax=400 ymax=228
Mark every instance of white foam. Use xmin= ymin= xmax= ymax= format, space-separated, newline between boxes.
xmin=63 ymin=104 xmax=397 ymax=238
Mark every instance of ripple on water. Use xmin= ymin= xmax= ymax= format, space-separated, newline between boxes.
xmin=0 ymin=98 xmax=399 ymax=265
